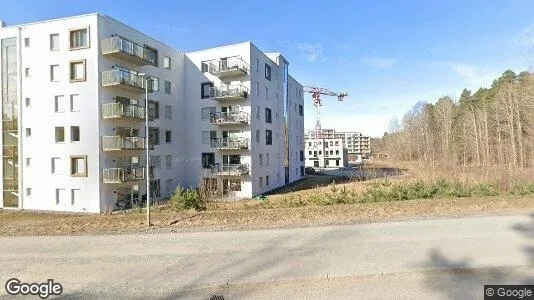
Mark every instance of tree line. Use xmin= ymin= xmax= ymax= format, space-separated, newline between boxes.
xmin=382 ymin=70 xmax=534 ymax=169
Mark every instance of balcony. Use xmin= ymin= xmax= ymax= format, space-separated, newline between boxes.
xmin=102 ymin=103 xmax=145 ymax=121
xmin=210 ymin=163 xmax=250 ymax=176
xmin=210 ymin=84 xmax=249 ymax=101
xmin=208 ymin=57 xmax=249 ymax=77
xmin=210 ymin=111 xmax=250 ymax=126
xmin=101 ymin=36 xmax=157 ymax=66
xmin=102 ymin=69 xmax=153 ymax=93
xmin=102 ymin=136 xmax=146 ymax=151
xmin=210 ymin=137 xmax=249 ymax=150
xmin=103 ymin=167 xmax=145 ymax=184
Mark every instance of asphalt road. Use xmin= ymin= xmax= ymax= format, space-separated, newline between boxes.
xmin=1 ymin=214 xmax=533 ymax=299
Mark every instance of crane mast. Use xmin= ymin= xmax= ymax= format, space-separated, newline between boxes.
xmin=303 ymin=86 xmax=348 ymax=139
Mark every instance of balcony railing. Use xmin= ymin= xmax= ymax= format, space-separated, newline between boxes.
xmin=210 ymin=137 xmax=249 ymax=150
xmin=210 ymin=111 xmax=250 ymax=125
xmin=102 ymin=103 xmax=145 ymax=121
xmin=103 ymin=167 xmax=145 ymax=184
xmin=101 ymin=36 xmax=157 ymax=66
xmin=102 ymin=136 xmax=146 ymax=151
xmin=210 ymin=84 xmax=249 ymax=101
xmin=208 ymin=57 xmax=249 ymax=77
xmin=102 ymin=69 xmax=156 ymax=93
xmin=210 ymin=163 xmax=250 ymax=176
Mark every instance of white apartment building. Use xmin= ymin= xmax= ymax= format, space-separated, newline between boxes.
xmin=304 ymin=138 xmax=348 ymax=168
xmin=305 ymin=129 xmax=371 ymax=158
xmin=0 ymin=13 xmax=304 ymax=213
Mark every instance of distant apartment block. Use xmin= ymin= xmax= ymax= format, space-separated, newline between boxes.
xmin=304 ymin=138 xmax=348 ymax=168
xmin=0 ymin=13 xmax=304 ymax=213
xmin=305 ymin=129 xmax=371 ymax=158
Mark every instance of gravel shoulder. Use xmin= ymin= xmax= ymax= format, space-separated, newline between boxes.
xmin=1 ymin=195 xmax=533 ymax=236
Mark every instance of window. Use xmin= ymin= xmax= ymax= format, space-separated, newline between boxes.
xmin=255 ymin=58 xmax=259 ymax=72
xmin=299 ymin=105 xmax=303 ymax=116
xmin=50 ymin=65 xmax=59 ymax=82
xmin=26 ymin=188 xmax=32 ymax=197
xmin=69 ymin=28 xmax=89 ymax=49
xmin=24 ymin=38 xmax=30 ymax=47
xmin=70 ymin=60 xmax=86 ymax=82
xmin=166 ymin=179 xmax=174 ymax=196
xmin=265 ymin=107 xmax=272 ymax=123
xmin=308 ymin=151 xmax=312 ymax=155
xmin=266 ymin=153 xmax=270 ymax=166
xmin=71 ymin=189 xmax=80 ymax=206
xmin=202 ymin=131 xmax=216 ymax=144
xmin=55 ymin=127 xmax=65 ymax=143
xmin=150 ymin=155 xmax=161 ymax=168
xmin=201 ymin=82 xmax=213 ymax=99
xmin=164 ymin=81 xmax=171 ymax=94
xmin=165 ymin=155 xmax=172 ymax=168
xmin=335 ymin=150 xmax=339 ymax=155
xmin=300 ymin=151 xmax=304 ymax=161
xmin=25 ymin=98 xmax=30 ymax=108
xmin=25 ymin=68 xmax=30 ymax=78
xmin=148 ymin=101 xmax=159 ymax=120
xmin=336 ymin=160 xmax=340 ymax=166
xmin=51 ymin=157 xmax=61 ymax=174
xmin=70 ymin=126 xmax=80 ymax=142
xmin=50 ymin=34 xmax=59 ymax=51
xmin=255 ymin=82 xmax=260 ymax=96
xmin=55 ymin=189 xmax=66 ymax=205
xmin=163 ymin=56 xmax=171 ymax=69
xmin=201 ymin=107 xmax=216 ymax=120
xmin=259 ymin=177 xmax=264 ymax=189
xmin=149 ymin=127 xmax=160 ymax=146
xmin=201 ymin=153 xmax=215 ymax=169
xmin=26 ymin=158 xmax=31 ymax=167
xmin=165 ymin=130 xmax=172 ymax=143
xmin=229 ymin=179 xmax=241 ymax=191
xmin=165 ymin=105 xmax=172 ymax=119
xmin=201 ymin=62 xmax=209 ymax=73
xmin=259 ymin=154 xmax=263 ymax=166
xmin=335 ymin=141 xmax=339 ymax=146
xmin=266 ymin=175 xmax=270 ymax=187
xmin=255 ymin=106 xmax=260 ymax=119
xmin=148 ymin=77 xmax=160 ymax=92
xmin=301 ymin=166 xmax=304 ymax=177
xmin=256 ymin=130 xmax=260 ymax=143
xmin=265 ymin=63 xmax=271 ymax=81
xmin=54 ymin=95 xmax=65 ymax=112
xmin=70 ymin=94 xmax=80 ymax=111
xmin=265 ymin=87 xmax=269 ymax=100
xmin=266 ymin=130 xmax=272 ymax=145
xmin=70 ymin=155 xmax=87 ymax=177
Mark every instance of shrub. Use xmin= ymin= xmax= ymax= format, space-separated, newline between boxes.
xmin=509 ymin=182 xmax=534 ymax=195
xmin=170 ymin=186 xmax=205 ymax=211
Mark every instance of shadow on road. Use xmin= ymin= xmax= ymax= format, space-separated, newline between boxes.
xmin=420 ymin=214 xmax=534 ymax=299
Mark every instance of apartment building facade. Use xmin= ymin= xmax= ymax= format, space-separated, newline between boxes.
xmin=305 ymin=129 xmax=371 ymax=158
xmin=0 ymin=14 xmax=303 ymax=213
xmin=304 ymin=138 xmax=348 ymax=168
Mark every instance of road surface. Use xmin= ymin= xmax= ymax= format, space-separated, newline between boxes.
xmin=1 ymin=214 xmax=533 ymax=299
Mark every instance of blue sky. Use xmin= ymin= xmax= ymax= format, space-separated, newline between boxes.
xmin=3 ymin=0 xmax=534 ymax=136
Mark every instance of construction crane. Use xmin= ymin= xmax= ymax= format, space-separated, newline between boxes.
xmin=303 ymin=86 xmax=348 ymax=139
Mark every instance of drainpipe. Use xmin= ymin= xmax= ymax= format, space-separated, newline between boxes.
xmin=17 ymin=26 xmax=23 ymax=209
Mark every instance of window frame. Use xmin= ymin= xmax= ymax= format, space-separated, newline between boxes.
xmin=69 ymin=27 xmax=90 ymax=50
xmin=165 ymin=130 xmax=172 ymax=143
xmin=265 ymin=130 xmax=272 ymax=145
xmin=70 ymin=155 xmax=88 ymax=177
xmin=50 ymin=33 xmax=59 ymax=51
xmin=50 ymin=64 xmax=59 ymax=82
xmin=69 ymin=59 xmax=86 ymax=82
xmin=201 ymin=82 xmax=213 ymax=99
xmin=163 ymin=56 xmax=171 ymax=69
xmin=265 ymin=107 xmax=272 ymax=123
xmin=70 ymin=126 xmax=80 ymax=142
xmin=265 ymin=63 xmax=272 ymax=81
xmin=164 ymin=80 xmax=172 ymax=95
xmin=55 ymin=126 xmax=65 ymax=143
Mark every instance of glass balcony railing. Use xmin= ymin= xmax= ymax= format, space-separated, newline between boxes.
xmin=209 ymin=163 xmax=250 ymax=176
xmin=208 ymin=57 xmax=249 ymax=77
xmin=102 ymin=136 xmax=146 ymax=151
xmin=210 ymin=84 xmax=249 ymax=100
xmin=102 ymin=103 xmax=145 ymax=121
xmin=101 ymin=36 xmax=158 ymax=66
xmin=103 ymin=167 xmax=145 ymax=184
xmin=210 ymin=111 xmax=250 ymax=125
xmin=102 ymin=69 xmax=145 ymax=92
xmin=210 ymin=137 xmax=249 ymax=150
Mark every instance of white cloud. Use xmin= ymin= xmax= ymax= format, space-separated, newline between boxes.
xmin=296 ymin=43 xmax=325 ymax=62
xmin=360 ymin=56 xmax=396 ymax=70
xmin=431 ymin=61 xmax=497 ymax=87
